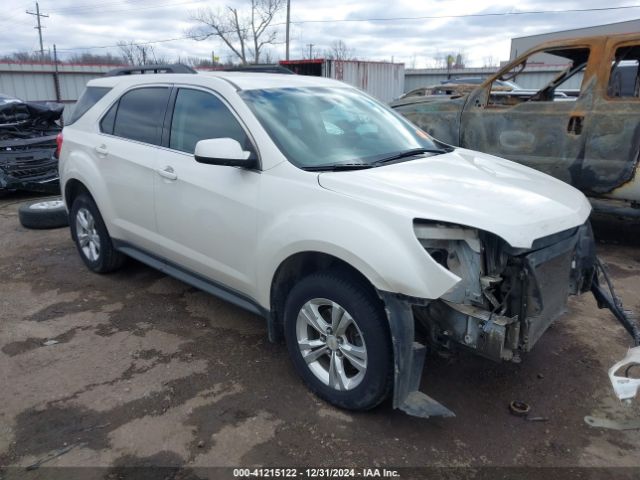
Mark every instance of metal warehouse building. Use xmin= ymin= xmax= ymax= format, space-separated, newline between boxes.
xmin=510 ymin=18 xmax=640 ymax=60
xmin=0 ymin=62 xmax=113 ymax=121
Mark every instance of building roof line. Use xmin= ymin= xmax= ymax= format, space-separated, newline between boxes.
xmin=511 ymin=17 xmax=640 ymax=41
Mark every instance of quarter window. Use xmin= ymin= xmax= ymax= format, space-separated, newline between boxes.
xmin=100 ymin=103 xmax=117 ymax=134
xmin=169 ymin=88 xmax=250 ymax=154
xmin=112 ymin=87 xmax=170 ymax=145
xmin=67 ymin=86 xmax=111 ymax=125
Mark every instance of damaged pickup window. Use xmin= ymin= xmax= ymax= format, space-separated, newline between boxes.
xmin=486 ymin=47 xmax=590 ymax=108
xmin=607 ymin=45 xmax=640 ymax=98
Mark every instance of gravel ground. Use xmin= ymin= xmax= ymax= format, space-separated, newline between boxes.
xmin=1 ymin=194 xmax=639 ymax=478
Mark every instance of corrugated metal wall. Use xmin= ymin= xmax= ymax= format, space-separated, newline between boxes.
xmin=0 ymin=63 xmax=114 ymax=120
xmin=328 ymin=60 xmax=405 ymax=103
xmin=404 ymin=66 xmax=584 ymax=93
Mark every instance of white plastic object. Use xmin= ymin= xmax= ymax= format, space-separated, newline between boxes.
xmin=609 ymin=346 xmax=640 ymax=400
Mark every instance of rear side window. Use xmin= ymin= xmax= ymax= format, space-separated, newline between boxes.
xmin=608 ymin=45 xmax=640 ymax=98
xmin=169 ymin=88 xmax=249 ymax=154
xmin=112 ymin=87 xmax=170 ymax=145
xmin=67 ymin=86 xmax=111 ymax=125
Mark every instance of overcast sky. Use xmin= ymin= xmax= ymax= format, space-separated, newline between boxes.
xmin=1 ymin=0 xmax=638 ymax=67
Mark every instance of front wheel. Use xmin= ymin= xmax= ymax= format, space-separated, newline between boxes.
xmin=284 ymin=270 xmax=393 ymax=411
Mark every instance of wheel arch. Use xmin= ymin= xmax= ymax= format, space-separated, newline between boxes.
xmin=64 ymin=177 xmax=94 ymax=210
xmin=267 ymin=251 xmax=384 ymax=342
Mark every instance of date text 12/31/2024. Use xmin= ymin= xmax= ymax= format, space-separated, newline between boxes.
xmin=233 ymin=468 xmax=400 ymax=478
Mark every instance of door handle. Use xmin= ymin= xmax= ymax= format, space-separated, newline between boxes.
xmin=157 ymin=166 xmax=178 ymax=181
xmin=94 ymin=144 xmax=108 ymax=155
xmin=567 ymin=115 xmax=584 ymax=135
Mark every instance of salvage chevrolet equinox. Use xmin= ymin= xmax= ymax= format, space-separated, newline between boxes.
xmin=59 ymin=69 xmax=640 ymax=417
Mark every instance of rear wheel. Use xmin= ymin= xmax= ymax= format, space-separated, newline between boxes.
xmin=70 ymin=193 xmax=125 ymax=273
xmin=284 ymin=270 xmax=392 ymax=411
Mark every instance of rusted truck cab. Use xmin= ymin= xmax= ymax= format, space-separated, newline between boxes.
xmin=392 ymin=33 xmax=640 ymax=217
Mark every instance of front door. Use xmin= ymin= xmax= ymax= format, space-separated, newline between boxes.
xmin=460 ymin=46 xmax=594 ymax=186
xmin=153 ymin=87 xmax=260 ymax=297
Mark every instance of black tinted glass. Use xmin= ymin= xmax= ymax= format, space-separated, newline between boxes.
xmin=170 ymin=89 xmax=249 ymax=154
xmin=100 ymin=103 xmax=117 ymax=134
xmin=113 ymin=87 xmax=169 ymax=145
xmin=67 ymin=86 xmax=111 ymax=125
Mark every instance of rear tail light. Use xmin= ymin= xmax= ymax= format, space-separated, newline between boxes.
xmin=55 ymin=133 xmax=63 ymax=159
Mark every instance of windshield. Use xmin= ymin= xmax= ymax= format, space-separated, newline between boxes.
xmin=240 ymin=87 xmax=445 ymax=169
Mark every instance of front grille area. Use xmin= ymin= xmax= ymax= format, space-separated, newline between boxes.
xmin=522 ymin=247 xmax=575 ymax=349
xmin=0 ymin=148 xmax=57 ymax=181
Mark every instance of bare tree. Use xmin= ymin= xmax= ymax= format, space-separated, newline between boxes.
xmin=1 ymin=50 xmax=52 ymax=62
xmin=189 ymin=0 xmax=284 ymax=64
xmin=117 ymin=41 xmax=160 ymax=65
xmin=67 ymin=52 xmax=123 ymax=65
xmin=324 ymin=40 xmax=355 ymax=61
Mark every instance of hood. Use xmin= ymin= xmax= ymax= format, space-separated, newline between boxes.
xmin=318 ymin=148 xmax=591 ymax=248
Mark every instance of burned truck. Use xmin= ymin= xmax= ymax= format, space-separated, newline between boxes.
xmin=392 ymin=33 xmax=640 ymax=219
xmin=0 ymin=94 xmax=63 ymax=194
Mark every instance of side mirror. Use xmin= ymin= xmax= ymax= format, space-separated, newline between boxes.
xmin=194 ymin=138 xmax=256 ymax=168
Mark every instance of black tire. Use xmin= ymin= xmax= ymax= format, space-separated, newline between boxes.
xmin=69 ymin=193 xmax=125 ymax=273
xmin=283 ymin=270 xmax=393 ymax=411
xmin=18 ymin=198 xmax=69 ymax=229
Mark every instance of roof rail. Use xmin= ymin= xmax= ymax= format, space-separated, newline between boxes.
xmin=104 ymin=64 xmax=197 ymax=77
xmin=222 ymin=64 xmax=294 ymax=74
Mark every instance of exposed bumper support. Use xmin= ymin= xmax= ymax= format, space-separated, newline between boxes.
xmin=591 ymin=258 xmax=640 ymax=347
xmin=379 ymin=291 xmax=455 ymax=419
xmin=590 ymin=257 xmax=640 ymax=401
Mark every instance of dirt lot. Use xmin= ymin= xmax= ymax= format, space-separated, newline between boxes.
xmin=1 ymin=194 xmax=640 ymax=477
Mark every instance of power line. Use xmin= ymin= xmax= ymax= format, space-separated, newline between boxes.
xmin=45 ymin=0 xmax=205 ymax=15
xmin=7 ymin=4 xmax=640 ymax=56
xmin=293 ymin=4 xmax=640 ymax=24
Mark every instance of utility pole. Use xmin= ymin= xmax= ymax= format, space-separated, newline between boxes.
xmin=307 ymin=43 xmax=314 ymax=59
xmin=52 ymin=44 xmax=61 ymax=103
xmin=285 ymin=0 xmax=291 ymax=60
xmin=26 ymin=2 xmax=49 ymax=59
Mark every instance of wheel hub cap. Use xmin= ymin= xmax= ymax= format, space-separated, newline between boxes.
xmin=75 ymin=207 xmax=100 ymax=262
xmin=296 ymin=298 xmax=368 ymax=391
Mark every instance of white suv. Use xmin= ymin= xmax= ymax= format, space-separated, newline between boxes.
xmin=59 ymin=70 xmax=640 ymax=417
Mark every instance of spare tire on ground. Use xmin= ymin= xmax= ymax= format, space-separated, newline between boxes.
xmin=18 ymin=198 xmax=69 ymax=229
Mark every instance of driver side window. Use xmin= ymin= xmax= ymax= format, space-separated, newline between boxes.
xmin=170 ymin=88 xmax=250 ymax=154
xmin=487 ymin=47 xmax=590 ymax=108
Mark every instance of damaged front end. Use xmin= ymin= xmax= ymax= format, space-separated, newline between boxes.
xmin=0 ymin=95 xmax=62 ymax=194
xmin=414 ymin=221 xmax=599 ymax=363
xmin=384 ymin=220 xmax=639 ymax=418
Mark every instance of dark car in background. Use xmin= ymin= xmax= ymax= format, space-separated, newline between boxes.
xmin=0 ymin=94 xmax=63 ymax=194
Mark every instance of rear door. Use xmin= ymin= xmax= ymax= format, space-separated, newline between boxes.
xmin=97 ymin=86 xmax=171 ymax=249
xmin=153 ymin=86 xmax=260 ymax=296
xmin=583 ymin=38 xmax=640 ymax=200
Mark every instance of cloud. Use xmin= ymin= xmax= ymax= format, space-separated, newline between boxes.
xmin=1 ymin=0 xmax=638 ymax=66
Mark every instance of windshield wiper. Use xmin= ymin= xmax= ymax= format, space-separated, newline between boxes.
xmin=302 ymin=163 xmax=374 ymax=172
xmin=372 ymin=147 xmax=450 ymax=165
